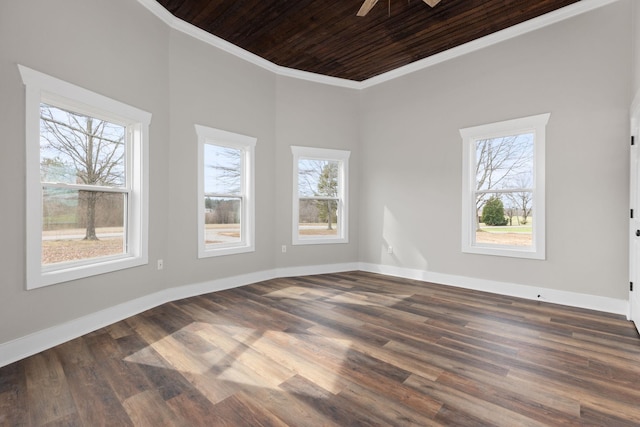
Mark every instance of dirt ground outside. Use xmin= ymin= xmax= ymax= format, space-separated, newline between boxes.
xmin=475 ymin=231 xmax=532 ymax=246
xmin=42 ymin=227 xmax=124 ymax=265
xmin=201 ymin=222 xmax=340 ymax=245
xmin=299 ymin=223 xmax=338 ymax=236
xmin=41 ymin=222 xmax=531 ymax=265
xmin=43 ymin=224 xmax=247 ymax=263
xmin=204 ymin=223 xmax=241 ymax=245
xmin=475 ymin=216 xmax=533 ymax=247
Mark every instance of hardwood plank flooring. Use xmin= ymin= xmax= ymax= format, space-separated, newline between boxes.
xmin=1 ymin=271 xmax=640 ymax=426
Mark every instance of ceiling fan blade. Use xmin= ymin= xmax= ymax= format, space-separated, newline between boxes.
xmin=357 ymin=0 xmax=379 ymax=16
xmin=423 ymin=0 xmax=442 ymax=6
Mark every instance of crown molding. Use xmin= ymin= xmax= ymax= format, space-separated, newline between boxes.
xmin=137 ymin=0 xmax=620 ymax=89
xmin=360 ymin=0 xmax=621 ymax=88
xmin=136 ymin=0 xmax=361 ymax=89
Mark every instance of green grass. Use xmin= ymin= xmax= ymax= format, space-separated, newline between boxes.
xmin=43 ymin=214 xmax=77 ymax=226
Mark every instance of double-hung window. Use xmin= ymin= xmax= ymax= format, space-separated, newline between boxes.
xmin=460 ymin=113 xmax=549 ymax=259
xmin=196 ymin=125 xmax=256 ymax=258
xmin=292 ymin=146 xmax=350 ymax=245
xmin=19 ymin=65 xmax=151 ymax=289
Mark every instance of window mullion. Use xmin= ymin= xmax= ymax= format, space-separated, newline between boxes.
xmin=41 ymin=182 xmax=128 ymax=193
xmin=205 ymin=192 xmax=242 ymax=199
xmin=197 ymin=124 xmax=256 ymax=258
xmin=299 ymin=196 xmax=340 ymax=201
xmin=20 ymin=64 xmax=150 ymax=289
xmin=475 ymin=188 xmax=532 ymax=195
xmin=291 ymin=146 xmax=350 ymax=245
xmin=460 ymin=113 xmax=548 ymax=259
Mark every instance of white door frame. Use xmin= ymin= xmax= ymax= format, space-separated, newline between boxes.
xmin=629 ymin=92 xmax=640 ymax=333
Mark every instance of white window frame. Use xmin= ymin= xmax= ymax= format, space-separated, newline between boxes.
xmin=291 ymin=146 xmax=350 ymax=245
xmin=196 ymin=125 xmax=256 ymax=258
xmin=19 ymin=65 xmax=151 ymax=289
xmin=460 ymin=113 xmax=549 ymax=260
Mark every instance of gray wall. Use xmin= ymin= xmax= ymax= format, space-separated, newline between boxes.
xmin=166 ymin=30 xmax=278 ymax=287
xmin=0 ymin=0 xmax=634 ymax=348
xmin=0 ymin=0 xmax=360 ymax=346
xmin=358 ymin=0 xmax=633 ymax=299
xmin=0 ymin=0 xmax=172 ymax=343
xmin=634 ymin=1 xmax=640 ymax=96
xmin=274 ymin=76 xmax=360 ymax=268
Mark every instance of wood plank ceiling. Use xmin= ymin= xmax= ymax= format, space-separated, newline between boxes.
xmin=155 ymin=0 xmax=581 ymax=82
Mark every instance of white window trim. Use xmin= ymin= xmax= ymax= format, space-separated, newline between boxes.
xmin=19 ymin=65 xmax=151 ymax=289
xmin=291 ymin=146 xmax=350 ymax=245
xmin=460 ymin=113 xmax=549 ymax=260
xmin=196 ymin=125 xmax=256 ymax=258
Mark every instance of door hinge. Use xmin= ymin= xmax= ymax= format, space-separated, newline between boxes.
xmin=632 ymin=209 xmax=635 ymax=219
xmin=631 ymin=282 xmax=634 ymax=292
xmin=633 ymin=136 xmax=636 ymax=146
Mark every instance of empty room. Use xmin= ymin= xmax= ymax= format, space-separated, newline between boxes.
xmin=1 ymin=0 xmax=640 ymax=425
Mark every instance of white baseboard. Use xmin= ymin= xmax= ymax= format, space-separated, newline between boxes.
xmin=275 ymin=262 xmax=360 ymax=279
xmin=358 ymin=262 xmax=629 ymax=317
xmin=0 ymin=261 xmax=628 ymax=368
xmin=0 ymin=290 xmax=172 ymax=369
xmin=0 ymin=263 xmax=358 ymax=368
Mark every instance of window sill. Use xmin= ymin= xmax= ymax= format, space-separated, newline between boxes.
xmin=29 ymin=255 xmax=148 ymax=290
xmin=198 ymin=245 xmax=255 ymax=259
xmin=462 ymin=244 xmax=545 ymax=260
xmin=293 ymin=237 xmax=349 ymax=246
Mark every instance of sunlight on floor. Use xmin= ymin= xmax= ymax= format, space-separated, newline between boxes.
xmin=124 ymin=320 xmax=354 ymax=400
xmin=262 ymin=286 xmax=337 ymax=300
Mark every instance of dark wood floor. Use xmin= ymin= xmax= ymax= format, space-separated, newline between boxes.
xmin=1 ymin=271 xmax=640 ymax=426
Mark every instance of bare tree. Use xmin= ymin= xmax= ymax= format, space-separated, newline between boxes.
xmin=504 ymin=174 xmax=533 ymax=225
xmin=507 ymin=191 xmax=533 ymax=225
xmin=206 ymin=146 xmax=241 ymax=193
xmin=505 ymin=205 xmax=516 ymax=226
xmin=204 ymin=145 xmax=242 ymax=225
xmin=298 ymin=160 xmax=339 ymax=230
xmin=40 ymin=104 xmax=125 ymax=240
xmin=475 ymin=135 xmax=533 ymax=218
xmin=317 ymin=163 xmax=338 ymax=230
xmin=520 ymin=192 xmax=533 ymax=224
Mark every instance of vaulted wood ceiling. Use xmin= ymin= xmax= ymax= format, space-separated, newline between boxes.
xmin=155 ymin=0 xmax=581 ymax=82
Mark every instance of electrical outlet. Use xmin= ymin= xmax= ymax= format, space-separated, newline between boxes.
xmin=157 ymin=259 xmax=163 ymax=270
xmin=387 ymin=246 xmax=393 ymax=254
xmin=282 ymin=245 xmax=287 ymax=253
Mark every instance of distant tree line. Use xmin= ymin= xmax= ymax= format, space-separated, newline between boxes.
xmin=205 ymin=197 xmax=240 ymax=224
xmin=298 ymin=162 xmax=339 ymax=228
xmin=43 ymin=191 xmax=123 ymax=231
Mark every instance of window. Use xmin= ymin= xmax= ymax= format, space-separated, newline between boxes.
xmin=291 ymin=146 xmax=350 ymax=245
xmin=19 ymin=65 xmax=151 ymax=289
xmin=460 ymin=113 xmax=549 ymax=259
xmin=196 ymin=125 xmax=256 ymax=258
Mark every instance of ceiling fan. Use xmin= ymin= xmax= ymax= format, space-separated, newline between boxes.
xmin=357 ymin=0 xmax=441 ymax=16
